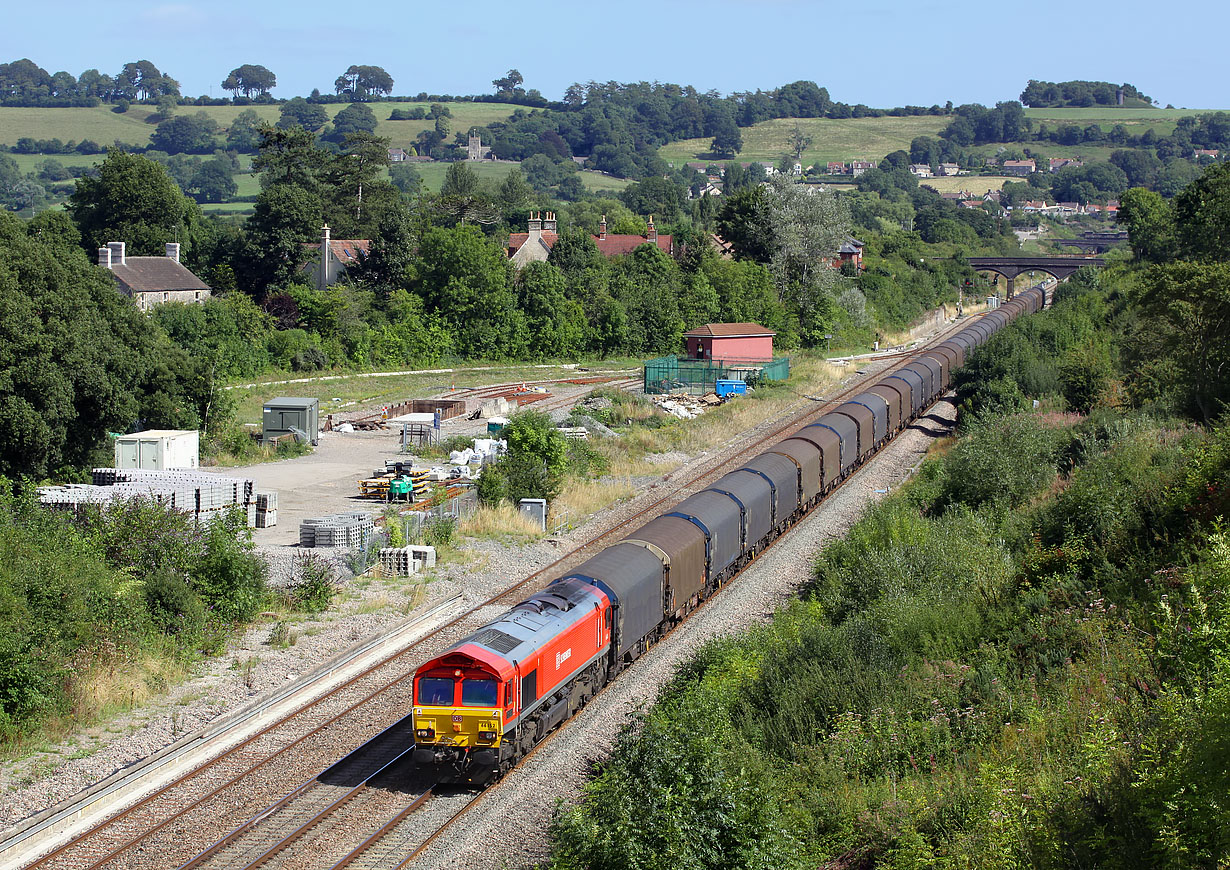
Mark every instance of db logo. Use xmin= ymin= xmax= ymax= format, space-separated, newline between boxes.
xmin=555 ymin=648 xmax=572 ymax=669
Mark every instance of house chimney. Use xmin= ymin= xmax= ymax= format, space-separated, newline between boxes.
xmin=165 ymin=242 xmax=180 ymax=263
xmin=527 ymin=211 xmax=542 ymax=233
xmin=318 ymin=224 xmax=331 ymax=291
xmin=646 ymin=215 xmax=657 ymax=243
xmin=599 ymin=215 xmax=607 ymax=240
xmin=543 ymin=211 xmax=557 ymax=232
xmin=98 ymin=247 xmax=112 ymax=268
xmin=107 ymin=241 xmax=125 ymax=266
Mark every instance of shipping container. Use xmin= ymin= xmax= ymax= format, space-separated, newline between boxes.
xmin=114 ymin=430 xmax=199 ymax=470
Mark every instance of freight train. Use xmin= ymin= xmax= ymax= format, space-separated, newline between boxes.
xmin=411 ymin=286 xmax=1045 ymax=785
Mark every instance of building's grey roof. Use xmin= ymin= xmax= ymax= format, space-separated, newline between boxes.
xmin=110 ymin=258 xmax=209 ymax=293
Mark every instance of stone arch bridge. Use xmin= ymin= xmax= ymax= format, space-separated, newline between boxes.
xmin=966 ymin=255 xmax=1105 ymax=297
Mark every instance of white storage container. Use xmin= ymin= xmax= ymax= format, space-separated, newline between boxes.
xmin=114 ymin=430 xmax=199 ymax=470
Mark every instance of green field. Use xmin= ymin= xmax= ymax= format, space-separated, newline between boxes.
xmin=658 ymin=116 xmax=952 ymax=167
xmin=0 ymin=101 xmax=521 ymax=150
xmin=1022 ymin=106 xmax=1215 ymax=122
xmin=405 ymin=160 xmax=629 ymax=194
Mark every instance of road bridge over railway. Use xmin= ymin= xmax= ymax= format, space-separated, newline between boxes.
xmin=1055 ymin=231 xmax=1129 ymax=253
xmin=966 ymin=255 xmax=1105 ymax=297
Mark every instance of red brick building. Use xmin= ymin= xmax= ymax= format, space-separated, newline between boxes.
xmin=682 ymin=323 xmax=776 ymax=362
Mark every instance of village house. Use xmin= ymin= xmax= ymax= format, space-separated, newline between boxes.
xmin=936 ymin=162 xmax=961 ymax=177
xmin=507 ymin=213 xmax=674 ymax=268
xmin=1003 ymin=159 xmax=1036 ymax=176
xmin=833 ymin=236 xmax=865 ymax=270
xmin=1049 ymin=157 xmax=1083 ymax=172
xmin=98 ymin=241 xmax=210 ymax=312
xmin=1194 ymin=149 xmax=1220 ymax=159
xmin=849 ymin=160 xmax=876 ymax=177
xmin=909 ymin=164 xmax=933 ymax=177
xmin=827 ymin=161 xmax=847 ymax=175
xmin=388 ymin=148 xmax=411 ymax=163
xmin=304 ymin=225 xmax=370 ymax=290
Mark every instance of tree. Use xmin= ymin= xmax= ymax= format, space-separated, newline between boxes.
xmin=68 ymin=150 xmax=201 ymax=256
xmin=411 ymin=225 xmax=526 ymax=358
xmin=619 ymin=177 xmax=685 ymax=223
xmin=322 ymin=103 xmax=378 ymax=146
xmin=115 ymin=60 xmax=178 ymax=101
xmin=716 ymin=187 xmax=774 ymax=262
xmin=149 ymin=112 xmax=220 ymax=154
xmin=1118 ymin=187 xmax=1176 ymax=263
xmin=492 ymin=69 xmax=525 ymax=97
xmin=441 ymin=161 xmax=481 ymax=197
xmin=333 ymin=65 xmax=394 ymax=100
xmin=390 ymin=163 xmax=422 ymax=195
xmin=240 ymin=183 xmax=321 ymax=294
xmin=226 ymin=108 xmax=264 ymax=153
xmin=1173 ymin=162 xmax=1230 ymax=262
xmin=516 ymin=262 xmax=585 ymax=359
xmin=710 ymin=113 xmax=742 ymax=158
xmin=222 ymin=64 xmax=276 ymax=99
xmin=278 ymin=97 xmax=329 ymax=132
xmin=789 ymin=126 xmax=813 ymax=160
xmin=1135 ymin=262 xmax=1230 ymax=420
xmin=186 ymin=159 xmax=237 ymax=203
xmin=0 ymin=212 xmax=198 ymax=477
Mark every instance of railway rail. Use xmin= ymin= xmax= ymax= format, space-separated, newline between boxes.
xmin=11 ymin=315 xmax=977 ymax=870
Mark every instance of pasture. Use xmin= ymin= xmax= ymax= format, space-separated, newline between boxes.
xmin=921 ymin=175 xmax=1019 ymax=194
xmin=657 ymin=115 xmax=952 ymax=168
xmin=0 ymin=101 xmax=521 ymax=150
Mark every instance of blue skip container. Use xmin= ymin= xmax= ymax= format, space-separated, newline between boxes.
xmin=715 ymin=379 xmax=748 ymax=398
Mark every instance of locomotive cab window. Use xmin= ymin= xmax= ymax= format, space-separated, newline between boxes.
xmin=418 ymin=677 xmax=455 ymax=706
xmin=461 ymin=678 xmax=498 ymax=706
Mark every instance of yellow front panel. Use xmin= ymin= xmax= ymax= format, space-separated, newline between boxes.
xmin=413 ymin=706 xmax=502 ymax=748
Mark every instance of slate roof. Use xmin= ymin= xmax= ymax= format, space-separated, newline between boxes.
xmin=682 ymin=322 xmax=775 ymax=338
xmin=507 ymin=231 xmax=559 ymax=256
xmin=304 ymin=239 xmax=371 ymax=264
xmin=109 ymin=258 xmax=209 ymax=293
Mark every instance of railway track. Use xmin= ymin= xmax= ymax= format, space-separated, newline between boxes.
xmin=12 ymin=317 xmax=975 ymax=870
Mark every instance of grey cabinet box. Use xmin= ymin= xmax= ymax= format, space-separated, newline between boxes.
xmin=262 ymin=397 xmax=320 ymax=445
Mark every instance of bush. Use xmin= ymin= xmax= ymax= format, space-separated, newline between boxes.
xmin=286 ymin=552 xmax=338 ymax=613
xmin=425 ymin=515 xmax=457 ymax=548
xmin=475 ymin=464 xmax=507 ymax=505
xmin=112 ymin=99 xmax=130 ymax=113
xmin=143 ymin=568 xmax=206 ymax=637
xmin=939 ymin=413 xmax=1065 ymax=511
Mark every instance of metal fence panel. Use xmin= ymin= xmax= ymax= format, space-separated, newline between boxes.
xmin=643 ymin=356 xmax=791 ymax=395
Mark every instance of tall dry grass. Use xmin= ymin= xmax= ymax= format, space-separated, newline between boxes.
xmin=459 ymin=503 xmax=545 ymax=541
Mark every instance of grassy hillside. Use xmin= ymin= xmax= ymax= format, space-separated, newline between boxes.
xmin=658 ymin=116 xmax=952 ymax=167
xmin=0 ymin=101 xmax=520 ymax=150
xmin=922 ymin=175 xmax=1019 ymax=194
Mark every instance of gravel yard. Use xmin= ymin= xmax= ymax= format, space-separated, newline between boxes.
xmin=412 ymin=400 xmax=960 ymax=870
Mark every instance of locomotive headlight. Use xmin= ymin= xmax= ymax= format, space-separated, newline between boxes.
xmin=416 ymin=727 xmax=435 ymax=740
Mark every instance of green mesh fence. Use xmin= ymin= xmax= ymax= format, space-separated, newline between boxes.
xmin=643 ymin=357 xmax=791 ymax=395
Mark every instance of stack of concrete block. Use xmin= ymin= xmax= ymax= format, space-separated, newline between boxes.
xmin=255 ymin=492 xmax=277 ymax=528
xmin=378 ymin=544 xmax=437 ymax=576
xmin=42 ymin=469 xmax=256 ymax=523
xmin=299 ymin=512 xmax=374 ymax=548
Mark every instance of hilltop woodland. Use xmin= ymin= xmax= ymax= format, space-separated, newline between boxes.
xmin=547 ymin=164 xmax=1230 ymax=868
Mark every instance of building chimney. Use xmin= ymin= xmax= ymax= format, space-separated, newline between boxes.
xmin=165 ymin=242 xmax=180 ymax=263
xmin=543 ymin=211 xmax=557 ymax=232
xmin=646 ymin=215 xmax=657 ymax=243
xmin=98 ymin=247 xmax=112 ymax=268
xmin=318 ymin=224 xmax=331 ymax=291
xmin=599 ymin=215 xmax=607 ymax=241
xmin=107 ymin=241 xmax=125 ymax=266
xmin=527 ymin=211 xmax=542 ymax=233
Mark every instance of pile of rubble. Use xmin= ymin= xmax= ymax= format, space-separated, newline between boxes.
xmin=650 ymin=392 xmax=723 ymax=420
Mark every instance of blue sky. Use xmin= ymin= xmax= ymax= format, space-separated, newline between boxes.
xmin=8 ymin=0 xmax=1224 ymax=108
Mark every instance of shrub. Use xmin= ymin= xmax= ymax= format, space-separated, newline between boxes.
xmin=143 ymin=567 xmax=206 ymax=636
xmin=286 ymin=552 xmax=337 ymax=613
xmin=939 ymin=413 xmax=1065 ymax=511
xmin=425 ymin=515 xmax=457 ymax=548
xmin=475 ymin=463 xmax=507 ymax=506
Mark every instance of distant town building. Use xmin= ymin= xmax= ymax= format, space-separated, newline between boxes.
xmin=507 ymin=212 xmax=674 ymax=267
xmin=1048 ymin=157 xmax=1083 ymax=172
xmin=466 ymin=135 xmax=492 ymax=161
xmin=1003 ymin=159 xmax=1036 ymax=176
xmin=388 ymin=147 xmax=412 ymax=163
xmin=304 ymin=225 xmax=370 ymax=290
xmin=936 ymin=162 xmax=961 ymax=176
xmin=849 ymin=160 xmax=877 ymax=177
xmin=98 ymin=241 xmax=210 ymax=311
xmin=909 ymin=163 xmax=933 ymax=177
